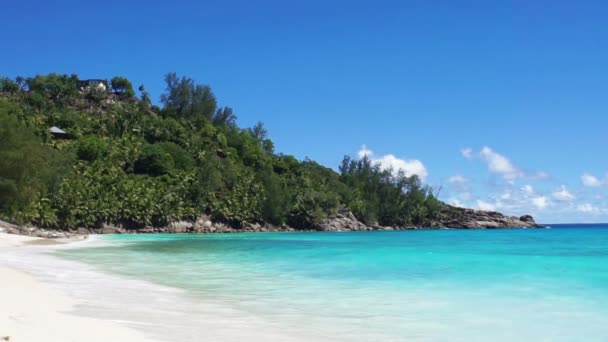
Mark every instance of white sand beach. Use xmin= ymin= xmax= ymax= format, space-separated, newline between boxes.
xmin=0 ymin=233 xmax=160 ymax=342
xmin=0 ymin=232 xmax=315 ymax=342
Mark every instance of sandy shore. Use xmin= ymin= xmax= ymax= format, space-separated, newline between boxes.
xmin=0 ymin=233 xmax=162 ymax=342
xmin=0 ymin=232 xmax=317 ymax=342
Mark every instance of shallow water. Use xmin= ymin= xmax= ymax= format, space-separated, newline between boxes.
xmin=46 ymin=226 xmax=608 ymax=341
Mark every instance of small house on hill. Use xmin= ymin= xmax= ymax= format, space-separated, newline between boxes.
xmin=78 ymin=79 xmax=108 ymax=92
xmin=49 ymin=126 xmax=68 ymax=139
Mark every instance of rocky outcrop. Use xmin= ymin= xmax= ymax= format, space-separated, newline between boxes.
xmin=1 ymin=220 xmax=79 ymax=238
xmin=316 ymin=208 xmax=370 ymax=231
xmin=427 ymin=205 xmax=542 ymax=229
xmin=0 ymin=204 xmax=542 ymax=239
xmin=99 ymin=226 xmax=121 ymax=234
xmin=0 ymin=220 xmax=19 ymax=232
xmin=167 ymin=221 xmax=193 ymax=233
xmin=193 ymin=215 xmax=215 ymax=232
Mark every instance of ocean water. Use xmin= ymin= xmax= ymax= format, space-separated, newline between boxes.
xmin=43 ymin=226 xmax=608 ymax=340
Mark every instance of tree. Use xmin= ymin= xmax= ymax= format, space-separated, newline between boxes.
xmin=212 ymin=106 xmax=236 ymax=126
xmin=77 ymin=136 xmax=107 ymax=162
xmin=110 ymin=76 xmax=135 ymax=97
xmin=160 ymin=73 xmax=217 ymax=120
xmin=0 ymin=77 xmax=19 ymax=92
xmin=155 ymin=142 xmax=194 ymax=171
xmin=27 ymin=74 xmax=79 ymax=96
xmin=0 ymin=105 xmax=69 ymax=221
xmin=15 ymin=76 xmax=26 ymax=91
xmin=261 ymin=172 xmax=290 ymax=225
xmin=160 ymin=72 xmax=190 ymax=116
xmin=25 ymin=73 xmax=80 ymax=106
xmin=338 ymin=155 xmax=438 ymax=226
xmin=134 ymin=144 xmax=175 ymax=176
xmin=190 ymin=84 xmax=216 ymax=119
xmin=138 ymin=84 xmax=151 ymax=105
xmin=262 ymin=139 xmax=275 ymax=155
xmin=249 ymin=121 xmax=268 ymax=140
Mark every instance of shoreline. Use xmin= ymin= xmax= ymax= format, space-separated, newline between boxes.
xmin=0 ymin=204 xmax=543 ymax=241
xmin=0 ymin=233 xmax=162 ymax=342
xmin=0 ymin=233 xmax=316 ymax=342
xmin=2 ymin=227 xmax=604 ymax=341
xmin=0 ymin=217 xmax=544 ymax=243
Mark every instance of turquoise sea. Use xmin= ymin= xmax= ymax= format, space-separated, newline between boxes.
xmin=55 ymin=225 xmax=608 ymax=341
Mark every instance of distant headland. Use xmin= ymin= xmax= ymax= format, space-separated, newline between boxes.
xmin=0 ymin=73 xmax=540 ymax=238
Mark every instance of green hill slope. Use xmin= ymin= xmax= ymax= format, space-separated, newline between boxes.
xmin=0 ymin=73 xmax=442 ymax=230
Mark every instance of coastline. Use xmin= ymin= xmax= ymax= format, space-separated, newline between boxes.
xmin=0 ymin=233 xmax=161 ymax=342
xmin=0 ymin=204 xmax=544 ymax=242
xmin=0 ymin=233 xmax=315 ymax=342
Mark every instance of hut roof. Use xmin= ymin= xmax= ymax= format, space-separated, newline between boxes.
xmin=49 ymin=126 xmax=67 ymax=134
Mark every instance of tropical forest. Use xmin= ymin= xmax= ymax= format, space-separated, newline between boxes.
xmin=0 ymin=73 xmax=441 ymax=230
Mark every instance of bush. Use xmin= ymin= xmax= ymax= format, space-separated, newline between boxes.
xmin=0 ymin=178 xmax=18 ymax=212
xmin=156 ymin=142 xmax=194 ymax=171
xmin=261 ymin=173 xmax=290 ymax=225
xmin=77 ymin=136 xmax=107 ymax=161
xmin=0 ymin=107 xmax=67 ymax=219
xmin=110 ymin=76 xmax=135 ymax=97
xmin=0 ymin=77 xmax=19 ymax=92
xmin=26 ymin=73 xmax=79 ymax=104
xmin=134 ymin=144 xmax=174 ymax=176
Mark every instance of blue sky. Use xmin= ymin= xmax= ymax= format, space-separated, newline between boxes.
xmin=2 ymin=0 xmax=607 ymax=223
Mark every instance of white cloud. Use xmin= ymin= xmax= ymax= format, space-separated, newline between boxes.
xmin=440 ymin=167 xmax=608 ymax=221
xmin=448 ymin=175 xmax=468 ymax=183
xmin=577 ymin=203 xmax=596 ymax=213
xmin=531 ymin=196 xmax=548 ymax=210
xmin=357 ymin=146 xmax=428 ymax=180
xmin=581 ymin=173 xmax=604 ymax=187
xmin=461 ymin=148 xmax=473 ymax=159
xmin=375 ymin=155 xmax=428 ymax=180
xmin=521 ymin=184 xmax=534 ymax=195
xmin=449 ymin=198 xmax=465 ymax=208
xmin=479 ymin=147 xmax=521 ymax=179
xmin=476 ymin=200 xmax=497 ymax=211
xmin=552 ymin=185 xmax=575 ymax=201
xmin=358 ymin=145 xmax=373 ymax=159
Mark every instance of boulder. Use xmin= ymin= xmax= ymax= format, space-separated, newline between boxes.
xmin=100 ymin=227 xmax=119 ymax=234
xmin=316 ymin=208 xmax=369 ymax=231
xmin=77 ymin=227 xmax=91 ymax=235
xmin=4 ymin=227 xmax=21 ymax=235
xmin=168 ymin=221 xmax=192 ymax=233
xmin=193 ymin=215 xmax=214 ymax=232
xmin=243 ymin=222 xmax=262 ymax=232
xmin=519 ymin=215 xmax=535 ymax=223
xmin=213 ymin=223 xmax=233 ymax=233
xmin=0 ymin=220 xmax=19 ymax=231
xmin=474 ymin=221 xmax=501 ymax=229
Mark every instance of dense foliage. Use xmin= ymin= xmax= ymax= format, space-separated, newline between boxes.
xmin=0 ymin=73 xmax=441 ymax=230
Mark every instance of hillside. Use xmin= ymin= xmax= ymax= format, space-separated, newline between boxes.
xmin=0 ymin=73 xmax=539 ymax=233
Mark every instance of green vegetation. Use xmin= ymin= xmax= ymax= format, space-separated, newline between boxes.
xmin=110 ymin=76 xmax=135 ymax=98
xmin=77 ymin=136 xmax=107 ymax=162
xmin=0 ymin=73 xmax=441 ymax=230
